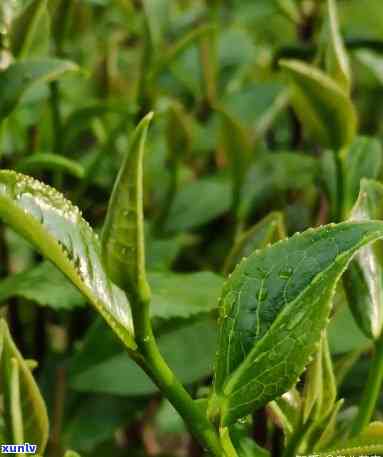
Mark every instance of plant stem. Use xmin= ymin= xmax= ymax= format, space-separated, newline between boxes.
xmin=282 ymin=419 xmax=311 ymax=457
xmin=351 ymin=335 xmax=383 ymax=435
xmin=131 ymin=296 xmax=223 ymax=457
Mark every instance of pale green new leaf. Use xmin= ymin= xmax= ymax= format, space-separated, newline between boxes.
xmin=268 ymin=388 xmax=301 ymax=442
xmin=0 ymin=319 xmax=49 ymax=453
xmin=10 ymin=0 xmax=47 ymax=58
xmin=212 ymin=221 xmax=383 ymax=425
xmin=326 ymin=0 xmax=351 ymax=93
xmin=343 ymin=179 xmax=383 ymax=339
xmin=0 ymin=170 xmax=135 ymax=349
xmin=280 ymin=59 xmax=357 ymax=150
xmin=102 ymin=113 xmax=153 ymax=302
xmin=0 ymin=58 xmax=78 ymax=121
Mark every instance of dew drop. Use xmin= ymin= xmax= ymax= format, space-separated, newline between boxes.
xmin=279 ymin=266 xmax=293 ymax=279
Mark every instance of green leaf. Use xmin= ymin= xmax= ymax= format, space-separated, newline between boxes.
xmin=224 ymin=212 xmax=286 ymax=275
xmin=69 ymin=318 xmax=217 ymax=396
xmin=0 ymin=319 xmax=49 ymax=453
xmin=343 ymin=179 xmax=383 ymax=339
xmin=211 ymin=221 xmax=383 ymax=425
xmin=0 ymin=58 xmax=78 ymax=121
xmin=16 ymin=153 xmax=85 ymax=179
xmin=340 ymin=137 xmax=382 ymax=218
xmin=10 ymin=0 xmax=47 ymax=59
xmin=64 ymin=452 xmax=81 ymax=457
xmin=326 ymin=0 xmax=351 ymax=93
xmin=280 ymin=59 xmax=357 ymax=150
xmin=102 ymin=113 xmax=153 ymax=302
xmin=0 ymin=261 xmax=85 ymax=310
xmin=320 ymin=149 xmax=339 ymax=221
xmin=164 ymin=175 xmax=232 ymax=233
xmin=317 ymin=421 xmax=383 ymax=456
xmin=0 ymin=170 xmax=135 ymax=349
xmin=219 ymin=108 xmax=252 ymax=219
xmin=148 ymin=271 xmax=223 ymax=320
xmin=314 ymin=400 xmax=344 ymax=451
xmin=240 ymin=152 xmax=317 ymax=222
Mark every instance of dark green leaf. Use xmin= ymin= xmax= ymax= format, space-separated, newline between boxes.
xmin=280 ymin=59 xmax=357 ymax=150
xmin=0 ymin=319 xmax=49 ymax=453
xmin=0 ymin=261 xmax=85 ymax=310
xmin=70 ymin=318 xmax=217 ymax=396
xmin=164 ymin=175 xmax=231 ymax=233
xmin=0 ymin=58 xmax=78 ymax=121
xmin=211 ymin=221 xmax=383 ymax=425
xmin=0 ymin=170 xmax=135 ymax=349
xmin=148 ymin=271 xmax=223 ymax=319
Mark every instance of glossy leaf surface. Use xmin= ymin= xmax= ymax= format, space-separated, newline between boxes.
xmin=0 ymin=319 xmax=49 ymax=453
xmin=344 ymin=179 xmax=383 ymax=339
xmin=280 ymin=59 xmax=357 ymax=150
xmin=102 ymin=113 xmax=152 ymax=301
xmin=0 ymin=58 xmax=78 ymax=121
xmin=213 ymin=221 xmax=383 ymax=425
xmin=0 ymin=170 xmax=135 ymax=348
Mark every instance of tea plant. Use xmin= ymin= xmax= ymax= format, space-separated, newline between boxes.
xmin=1 ymin=0 xmax=383 ymax=456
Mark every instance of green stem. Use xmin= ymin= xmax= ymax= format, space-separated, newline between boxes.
xmin=282 ymin=419 xmax=312 ymax=457
xmin=131 ymin=296 xmax=223 ymax=457
xmin=351 ymin=335 xmax=383 ymax=435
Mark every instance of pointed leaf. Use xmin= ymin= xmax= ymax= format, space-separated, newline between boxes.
xmin=224 ymin=212 xmax=286 ymax=275
xmin=268 ymin=388 xmax=301 ymax=442
xmin=211 ymin=221 xmax=383 ymax=425
xmin=326 ymin=0 xmax=351 ymax=93
xmin=343 ymin=179 xmax=383 ymax=339
xmin=10 ymin=0 xmax=47 ymax=59
xmin=0 ymin=58 xmax=78 ymax=121
xmin=0 ymin=319 xmax=49 ymax=453
xmin=102 ymin=113 xmax=153 ymax=302
xmin=0 ymin=170 xmax=135 ymax=349
xmin=280 ymin=59 xmax=357 ymax=150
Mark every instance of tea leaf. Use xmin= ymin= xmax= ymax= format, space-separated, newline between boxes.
xmin=0 ymin=170 xmax=135 ymax=349
xmin=0 ymin=319 xmax=49 ymax=453
xmin=0 ymin=58 xmax=78 ymax=121
xmin=224 ymin=212 xmax=286 ymax=275
xmin=0 ymin=261 xmax=85 ymax=310
xmin=10 ymin=0 xmax=47 ymax=59
xmin=268 ymin=388 xmax=301 ymax=442
xmin=16 ymin=153 xmax=85 ymax=178
xmin=102 ymin=113 xmax=153 ymax=302
xmin=326 ymin=0 xmax=351 ymax=93
xmin=212 ymin=221 xmax=383 ymax=425
xmin=70 ymin=318 xmax=217 ymax=396
xmin=280 ymin=59 xmax=357 ymax=150
xmin=320 ymin=150 xmax=339 ymax=221
xmin=343 ymin=179 xmax=383 ymax=339
xmin=340 ymin=137 xmax=382 ymax=218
